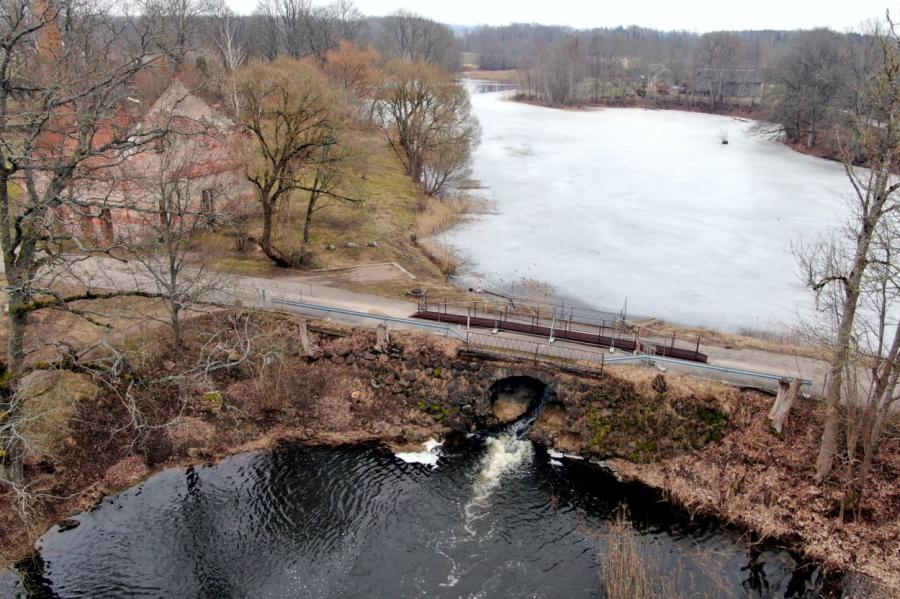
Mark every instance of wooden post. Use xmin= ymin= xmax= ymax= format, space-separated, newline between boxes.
xmin=768 ymin=378 xmax=801 ymax=433
xmin=374 ymin=323 xmax=390 ymax=353
xmin=298 ymin=319 xmax=318 ymax=358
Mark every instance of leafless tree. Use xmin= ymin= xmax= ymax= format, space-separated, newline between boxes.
xmin=234 ymin=58 xmax=342 ymax=267
xmin=298 ymin=127 xmax=361 ymax=261
xmin=0 ymin=0 xmax=175 ymax=484
xmin=376 ymin=10 xmax=458 ymax=71
xmin=305 ymin=0 xmax=364 ymax=62
xmin=377 ymin=60 xmax=480 ymax=197
xmin=119 ymin=136 xmax=230 ymax=353
xmin=252 ymin=0 xmax=281 ymax=61
xmin=693 ymin=32 xmax=745 ymax=110
xmin=142 ymin=0 xmax=214 ymax=68
xmin=210 ymin=3 xmax=246 ymax=113
xmin=764 ymin=29 xmax=848 ymax=147
xmin=796 ymin=15 xmax=900 ymax=485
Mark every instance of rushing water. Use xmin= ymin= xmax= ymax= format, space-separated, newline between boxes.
xmin=443 ymin=83 xmax=852 ymax=331
xmin=5 ymin=436 xmax=834 ymax=598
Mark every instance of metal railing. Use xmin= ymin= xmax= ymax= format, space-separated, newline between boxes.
xmin=271 ymin=298 xmax=467 ymax=341
xmin=271 ymin=297 xmax=810 ymax=392
xmin=416 ymin=296 xmax=706 ymax=362
xmin=466 ymin=331 xmax=606 ymax=373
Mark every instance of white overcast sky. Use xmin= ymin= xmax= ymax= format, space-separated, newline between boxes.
xmin=224 ymin=0 xmax=893 ymax=32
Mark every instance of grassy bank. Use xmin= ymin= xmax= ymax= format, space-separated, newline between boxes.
xmin=196 ymin=128 xmax=471 ymax=300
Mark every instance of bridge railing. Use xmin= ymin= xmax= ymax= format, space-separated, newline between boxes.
xmin=417 ymin=296 xmax=706 ymax=362
xmin=466 ymin=331 xmax=606 ymax=374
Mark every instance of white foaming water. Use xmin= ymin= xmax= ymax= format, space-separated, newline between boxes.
xmin=394 ymin=438 xmax=443 ymax=469
xmin=464 ymin=434 xmax=533 ymax=526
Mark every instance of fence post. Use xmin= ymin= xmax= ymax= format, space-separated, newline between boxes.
xmin=601 ymin=353 xmax=604 ymax=376
xmin=696 ymin=335 xmax=701 ymax=354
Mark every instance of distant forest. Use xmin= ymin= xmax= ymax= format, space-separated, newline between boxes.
xmin=459 ymin=23 xmax=881 ymax=152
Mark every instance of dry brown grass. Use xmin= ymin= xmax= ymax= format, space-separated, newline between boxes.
xmin=600 ymin=508 xmax=706 ymax=599
xmin=606 ymin=365 xmax=739 ymax=410
xmin=417 ymin=238 xmax=467 ymax=277
xmin=192 ymin=131 xmax=464 ymax=299
xmin=608 ymin=390 xmax=900 ymax=595
xmin=413 ymin=196 xmax=472 ymax=240
xmin=463 ymin=69 xmax=520 ymax=83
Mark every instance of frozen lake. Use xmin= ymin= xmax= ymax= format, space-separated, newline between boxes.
xmin=442 ymin=86 xmax=851 ymax=330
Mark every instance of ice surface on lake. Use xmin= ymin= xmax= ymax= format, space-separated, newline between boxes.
xmin=442 ymin=88 xmax=851 ymax=330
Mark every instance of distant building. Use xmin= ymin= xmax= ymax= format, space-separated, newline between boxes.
xmin=59 ymin=81 xmax=254 ymax=244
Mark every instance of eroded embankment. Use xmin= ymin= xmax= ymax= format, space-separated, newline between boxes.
xmin=1 ymin=311 xmax=896 ymax=594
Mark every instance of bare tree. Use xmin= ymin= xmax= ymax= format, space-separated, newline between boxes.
xmin=693 ymin=32 xmax=744 ymax=110
xmin=210 ymin=3 xmax=246 ymax=113
xmin=252 ymin=0 xmax=281 ymax=61
xmin=0 ymin=0 xmax=172 ymax=484
xmin=275 ymin=0 xmax=310 ymax=58
xmin=306 ymin=0 xmax=364 ymax=62
xmin=142 ymin=0 xmax=213 ymax=68
xmin=298 ymin=127 xmax=360 ymax=262
xmin=324 ymin=40 xmax=381 ymax=118
xmin=120 ymin=136 xmax=229 ymax=353
xmin=766 ymin=29 xmax=847 ymax=148
xmin=234 ymin=58 xmax=341 ymax=267
xmin=796 ymin=16 xmax=900 ymax=485
xmin=377 ymin=60 xmax=480 ymax=197
xmin=377 ymin=11 xmax=458 ymax=71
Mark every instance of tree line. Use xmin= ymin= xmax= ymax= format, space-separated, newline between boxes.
xmin=462 ymin=23 xmax=882 ymax=152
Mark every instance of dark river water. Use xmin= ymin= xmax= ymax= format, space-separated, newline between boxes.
xmin=4 ymin=437 xmax=835 ymax=598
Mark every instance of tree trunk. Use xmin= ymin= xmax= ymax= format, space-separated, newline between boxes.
xmin=815 ymin=216 xmax=874 ymax=483
xmin=0 ymin=442 xmax=24 ymax=486
xmin=297 ymin=319 xmax=318 ymax=357
xmin=1 ymin=291 xmax=27 ymax=485
xmin=300 ymin=190 xmax=320 ymax=260
xmin=768 ymin=377 xmax=801 ymax=434
xmin=257 ymin=196 xmax=292 ymax=268
xmin=6 ymin=288 xmax=27 ymax=371
xmin=374 ymin=323 xmax=390 ymax=353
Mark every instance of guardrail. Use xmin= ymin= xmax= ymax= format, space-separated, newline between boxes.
xmin=466 ymin=330 xmax=811 ymax=391
xmin=603 ymin=354 xmax=813 ymax=390
xmin=271 ymin=298 xmax=467 ymax=341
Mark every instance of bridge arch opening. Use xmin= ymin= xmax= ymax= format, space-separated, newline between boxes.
xmin=489 ymin=376 xmax=551 ymax=423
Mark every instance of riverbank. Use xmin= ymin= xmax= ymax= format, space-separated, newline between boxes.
xmin=1 ymin=312 xmax=896 ymax=595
